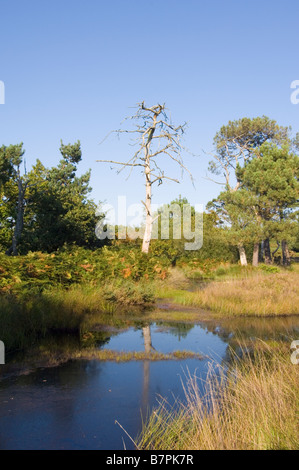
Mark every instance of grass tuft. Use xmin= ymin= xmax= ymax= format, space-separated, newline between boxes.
xmin=137 ymin=340 xmax=299 ymax=450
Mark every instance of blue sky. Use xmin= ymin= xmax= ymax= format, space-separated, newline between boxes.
xmin=0 ymin=0 xmax=299 ymax=215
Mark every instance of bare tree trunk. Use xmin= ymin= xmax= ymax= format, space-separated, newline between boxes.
xmin=252 ymin=242 xmax=259 ymax=267
xmin=6 ymin=177 xmax=26 ymax=256
xmin=141 ymin=359 xmax=150 ymax=421
xmin=142 ymin=164 xmax=152 ymax=254
xmin=263 ymin=238 xmax=272 ymax=264
xmin=12 ymin=179 xmax=25 ymax=255
xmin=238 ymin=245 xmax=248 ymax=266
xmin=141 ymin=116 xmax=157 ymax=254
xmin=141 ymin=325 xmax=152 ymax=420
xmin=281 ymin=240 xmax=291 ymax=266
xmin=142 ymin=325 xmax=153 ymax=354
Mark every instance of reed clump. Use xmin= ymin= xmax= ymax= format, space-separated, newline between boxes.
xmin=137 ymin=341 xmax=299 ymax=450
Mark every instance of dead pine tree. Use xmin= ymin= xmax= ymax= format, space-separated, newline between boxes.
xmin=6 ymin=171 xmax=28 ymax=256
xmin=97 ymin=102 xmax=193 ymax=253
xmin=2 ymin=143 xmax=30 ymax=257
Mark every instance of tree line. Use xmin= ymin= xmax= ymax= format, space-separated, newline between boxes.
xmin=207 ymin=116 xmax=299 ymax=266
xmin=0 ymin=140 xmax=103 ymax=255
xmin=0 ymin=107 xmax=298 ymax=265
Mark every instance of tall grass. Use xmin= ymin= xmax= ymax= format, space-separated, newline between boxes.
xmin=157 ymin=269 xmax=299 ymax=316
xmin=137 ymin=341 xmax=299 ymax=450
xmin=0 ymin=280 xmax=155 ymax=352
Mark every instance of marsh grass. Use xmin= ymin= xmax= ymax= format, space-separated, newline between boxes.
xmin=137 ymin=341 xmax=299 ymax=450
xmin=157 ymin=268 xmax=299 ymax=316
xmin=181 ymin=261 xmax=283 ymax=282
xmin=2 ymin=344 xmax=205 ymax=378
xmin=1 ymin=264 xmax=298 ymax=353
xmin=0 ymin=281 xmax=155 ymax=352
xmin=74 ymin=348 xmax=204 ymax=362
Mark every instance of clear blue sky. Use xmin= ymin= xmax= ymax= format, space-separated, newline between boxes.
xmin=1 ymin=0 xmax=299 ymax=214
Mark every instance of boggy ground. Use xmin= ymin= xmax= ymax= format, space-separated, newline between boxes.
xmin=1 ymin=263 xmax=299 ymax=379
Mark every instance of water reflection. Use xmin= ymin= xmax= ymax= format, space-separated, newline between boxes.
xmin=142 ymin=325 xmax=154 ymax=354
xmin=141 ymin=325 xmax=152 ymax=420
xmin=203 ymin=315 xmax=299 ymax=346
xmin=0 ymin=313 xmax=298 ymax=450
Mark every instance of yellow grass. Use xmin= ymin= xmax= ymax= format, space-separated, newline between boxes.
xmin=157 ymin=270 xmax=299 ymax=316
xmin=137 ymin=341 xmax=299 ymax=450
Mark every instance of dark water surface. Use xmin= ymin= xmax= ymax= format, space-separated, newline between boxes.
xmin=0 ymin=313 xmax=298 ymax=450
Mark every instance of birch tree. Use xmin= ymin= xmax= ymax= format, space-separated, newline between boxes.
xmin=97 ymin=102 xmax=193 ymax=253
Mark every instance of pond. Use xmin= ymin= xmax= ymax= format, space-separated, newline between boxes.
xmin=0 ymin=311 xmax=298 ymax=450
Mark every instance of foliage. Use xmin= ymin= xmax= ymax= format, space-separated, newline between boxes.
xmin=237 ymin=143 xmax=299 ymax=243
xmin=210 ymin=115 xmax=289 ymax=190
xmin=258 ymin=264 xmax=280 ymax=274
xmin=207 ymin=125 xmax=299 ymax=264
xmin=0 ymin=244 xmax=172 ymax=296
xmin=0 ymin=141 xmax=104 ymax=254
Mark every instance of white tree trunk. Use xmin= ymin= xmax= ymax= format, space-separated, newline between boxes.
xmin=142 ymin=325 xmax=153 ymax=354
xmin=7 ymin=176 xmax=26 ymax=256
xmin=142 ymin=174 xmax=152 ymax=254
xmin=141 ymin=123 xmax=154 ymax=254
xmin=238 ymin=245 xmax=248 ymax=266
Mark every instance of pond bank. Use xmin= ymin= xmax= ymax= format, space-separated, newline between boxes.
xmin=1 ymin=301 xmax=298 ymax=382
xmin=2 ymin=266 xmax=299 ymax=355
xmin=0 ymin=314 xmax=298 ymax=450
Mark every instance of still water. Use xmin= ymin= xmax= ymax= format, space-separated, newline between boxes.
xmin=0 ymin=314 xmax=298 ymax=450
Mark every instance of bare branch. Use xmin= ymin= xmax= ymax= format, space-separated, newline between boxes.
xmin=151 ymin=174 xmax=180 ymax=185
xmin=96 ymin=159 xmax=145 ymax=168
xmin=202 ymin=175 xmax=226 ymax=186
xmin=162 ymin=150 xmax=194 ymax=183
xmin=149 ymin=144 xmax=172 ymax=158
